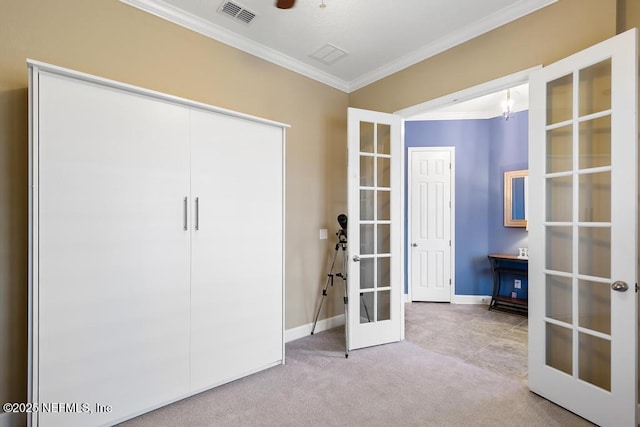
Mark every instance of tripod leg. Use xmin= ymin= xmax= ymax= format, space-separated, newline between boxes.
xmin=360 ymin=293 xmax=372 ymax=323
xmin=342 ymin=245 xmax=349 ymax=359
xmin=344 ymin=281 xmax=349 ymax=359
xmin=311 ymin=246 xmax=339 ymax=335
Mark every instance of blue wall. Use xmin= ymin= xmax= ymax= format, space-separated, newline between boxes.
xmin=488 ymin=111 xmax=529 ymax=256
xmin=405 ymin=110 xmax=528 ymax=296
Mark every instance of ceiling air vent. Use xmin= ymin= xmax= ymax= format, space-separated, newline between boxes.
xmin=218 ymin=1 xmax=256 ymax=25
xmin=310 ymin=43 xmax=349 ymax=65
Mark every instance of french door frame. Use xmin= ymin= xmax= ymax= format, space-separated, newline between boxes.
xmin=347 ymin=107 xmax=405 ymax=351
xmin=527 ymin=29 xmax=638 ymax=426
xmin=395 ymin=67 xmax=540 ymax=306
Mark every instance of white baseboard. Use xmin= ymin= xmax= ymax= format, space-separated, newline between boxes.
xmin=452 ymin=295 xmax=491 ymax=305
xmin=0 ymin=412 xmax=26 ymax=427
xmin=404 ymin=294 xmax=491 ymax=305
xmin=287 ymin=295 xmax=490 ymax=342
xmin=285 ymin=314 xmax=345 ymax=343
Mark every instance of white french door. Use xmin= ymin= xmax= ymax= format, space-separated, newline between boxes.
xmin=409 ymin=148 xmax=453 ymax=302
xmin=528 ymin=29 xmax=637 ymax=427
xmin=347 ymin=107 xmax=403 ymax=351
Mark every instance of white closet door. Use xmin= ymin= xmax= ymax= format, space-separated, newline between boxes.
xmin=190 ymin=109 xmax=283 ymax=392
xmin=36 ymin=73 xmax=191 ymax=426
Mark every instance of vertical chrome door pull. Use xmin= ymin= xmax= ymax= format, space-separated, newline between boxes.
xmin=183 ymin=197 xmax=188 ymax=230
xmin=195 ymin=197 xmax=199 ymax=230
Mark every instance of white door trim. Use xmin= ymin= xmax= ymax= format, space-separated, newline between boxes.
xmin=407 ymin=147 xmax=455 ymax=302
xmin=396 ymin=66 xmax=540 ymax=305
xmin=394 ymin=66 xmax=541 ymax=119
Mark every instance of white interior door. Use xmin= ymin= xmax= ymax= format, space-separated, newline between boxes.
xmin=347 ymin=107 xmax=403 ymax=351
xmin=528 ymin=29 xmax=637 ymax=427
xmin=409 ymin=148 xmax=453 ymax=302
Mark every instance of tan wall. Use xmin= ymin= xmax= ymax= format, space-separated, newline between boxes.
xmin=621 ymin=0 xmax=638 ymax=31
xmin=349 ymin=0 xmax=617 ymax=113
xmin=0 ymin=0 xmax=348 ymax=407
xmin=1 ymin=0 xmax=636 ymax=412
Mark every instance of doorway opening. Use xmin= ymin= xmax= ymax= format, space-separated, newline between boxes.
xmin=396 ymin=69 xmax=534 ymax=383
xmin=397 ymin=69 xmax=533 ymax=304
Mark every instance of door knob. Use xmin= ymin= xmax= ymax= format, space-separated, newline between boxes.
xmin=412 ymin=243 xmax=418 ymax=247
xmin=611 ymin=281 xmax=629 ymax=292
xmin=353 ymin=255 xmax=360 ymax=262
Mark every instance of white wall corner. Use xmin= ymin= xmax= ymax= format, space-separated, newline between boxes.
xmin=285 ymin=314 xmax=345 ymax=343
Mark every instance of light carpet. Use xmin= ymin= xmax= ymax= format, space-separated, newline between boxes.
xmin=119 ymin=326 xmax=592 ymax=426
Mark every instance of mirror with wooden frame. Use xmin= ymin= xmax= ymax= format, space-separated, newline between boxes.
xmin=504 ymin=169 xmax=528 ymax=227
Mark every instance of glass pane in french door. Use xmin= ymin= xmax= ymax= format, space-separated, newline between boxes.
xmin=544 ymin=59 xmax=613 ymax=392
xmin=358 ymin=122 xmax=392 ymax=324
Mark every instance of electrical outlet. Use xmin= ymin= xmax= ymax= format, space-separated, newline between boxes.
xmin=514 ymin=279 xmax=521 ymax=289
xmin=319 ymin=229 xmax=328 ymax=240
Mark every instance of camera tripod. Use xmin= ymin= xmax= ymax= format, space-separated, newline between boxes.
xmin=310 ymin=230 xmax=371 ymax=358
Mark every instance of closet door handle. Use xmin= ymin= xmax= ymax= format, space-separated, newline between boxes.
xmin=183 ymin=197 xmax=188 ymax=230
xmin=195 ymin=197 xmax=200 ymax=231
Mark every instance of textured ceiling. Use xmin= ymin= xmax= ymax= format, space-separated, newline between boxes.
xmin=122 ymin=0 xmax=556 ymax=92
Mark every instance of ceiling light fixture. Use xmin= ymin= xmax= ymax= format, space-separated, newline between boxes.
xmin=501 ymin=89 xmax=514 ymax=120
xmin=319 ymin=1 xmax=326 ymax=8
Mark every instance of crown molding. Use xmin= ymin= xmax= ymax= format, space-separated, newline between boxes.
xmin=121 ymin=0 xmax=556 ymax=94
xmin=347 ymin=0 xmax=557 ymax=92
xmin=120 ymin=0 xmax=351 ymax=92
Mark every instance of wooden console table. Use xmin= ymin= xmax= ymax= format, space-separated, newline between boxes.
xmin=487 ymin=254 xmax=528 ymax=315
